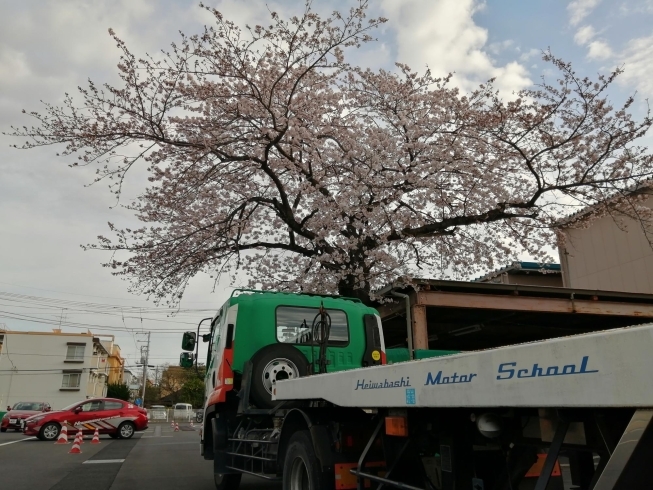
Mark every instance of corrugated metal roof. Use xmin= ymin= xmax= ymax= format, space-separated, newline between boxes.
xmin=473 ymin=261 xmax=561 ymax=283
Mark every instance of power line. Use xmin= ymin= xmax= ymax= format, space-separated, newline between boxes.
xmin=0 ymin=288 xmax=217 ymax=363
xmin=0 ymin=294 xmax=214 ymax=316
xmin=0 ymin=281 xmax=221 ymax=304
xmin=2 ymin=351 xmax=182 ymax=359
xmin=0 ymin=312 xmax=199 ymax=333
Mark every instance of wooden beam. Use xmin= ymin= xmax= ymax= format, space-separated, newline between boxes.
xmin=411 ymin=304 xmax=429 ymax=350
xmin=415 ymin=291 xmax=653 ymax=317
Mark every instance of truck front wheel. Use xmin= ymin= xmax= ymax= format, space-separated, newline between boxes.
xmin=214 ymin=473 xmax=241 ymax=490
xmin=282 ymin=430 xmax=330 ymax=490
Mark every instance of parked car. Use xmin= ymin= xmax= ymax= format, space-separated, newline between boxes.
xmin=1 ymin=402 xmax=51 ymax=432
xmin=22 ymin=398 xmax=148 ymax=441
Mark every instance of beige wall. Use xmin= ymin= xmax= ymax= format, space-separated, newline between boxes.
xmin=560 ymin=201 xmax=653 ymax=293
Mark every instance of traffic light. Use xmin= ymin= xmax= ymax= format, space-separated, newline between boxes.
xmin=181 ymin=331 xmax=197 ymax=351
xmin=180 ymin=352 xmax=194 ymax=368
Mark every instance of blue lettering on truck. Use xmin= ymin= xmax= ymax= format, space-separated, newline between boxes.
xmin=355 ymin=377 xmax=411 ymax=390
xmin=496 ymin=356 xmax=598 ymax=380
xmin=424 ymin=371 xmax=477 ymax=386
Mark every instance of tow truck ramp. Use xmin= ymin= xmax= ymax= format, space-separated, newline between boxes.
xmin=275 ymin=323 xmax=653 ymax=408
xmin=275 ymin=323 xmax=653 ymax=489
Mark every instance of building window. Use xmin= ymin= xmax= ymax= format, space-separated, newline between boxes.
xmin=61 ymin=372 xmax=81 ymax=389
xmin=66 ymin=344 xmax=85 ymax=361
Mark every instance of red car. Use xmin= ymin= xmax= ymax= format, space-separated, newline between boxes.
xmin=22 ymin=398 xmax=148 ymax=441
xmin=1 ymin=402 xmax=51 ymax=432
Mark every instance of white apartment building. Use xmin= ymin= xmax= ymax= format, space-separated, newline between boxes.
xmin=123 ymin=369 xmax=138 ymax=388
xmin=0 ymin=329 xmax=110 ymax=410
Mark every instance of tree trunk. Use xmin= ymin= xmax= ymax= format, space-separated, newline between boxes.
xmin=337 ymin=277 xmax=373 ymax=305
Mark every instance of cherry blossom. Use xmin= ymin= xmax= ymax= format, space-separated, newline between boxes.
xmin=9 ymin=1 xmax=653 ymax=304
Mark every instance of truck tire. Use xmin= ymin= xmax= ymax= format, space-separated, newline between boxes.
xmin=282 ymin=430 xmax=330 ymax=490
xmin=250 ymin=344 xmax=309 ymax=409
xmin=214 ymin=473 xmax=241 ymax=490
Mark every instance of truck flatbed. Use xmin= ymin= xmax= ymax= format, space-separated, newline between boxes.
xmin=274 ymin=322 xmax=653 ymax=408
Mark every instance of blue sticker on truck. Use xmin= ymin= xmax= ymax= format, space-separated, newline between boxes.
xmin=496 ymin=356 xmax=598 ymax=380
xmin=405 ymin=389 xmax=416 ymax=405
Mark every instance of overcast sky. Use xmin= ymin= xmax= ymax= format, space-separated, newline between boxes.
xmin=1 ymin=0 xmax=652 ymax=372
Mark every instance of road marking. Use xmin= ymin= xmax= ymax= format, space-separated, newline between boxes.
xmin=83 ymin=459 xmax=125 ymax=464
xmin=141 ymin=436 xmax=173 ymax=438
xmin=0 ymin=437 xmax=36 ymax=446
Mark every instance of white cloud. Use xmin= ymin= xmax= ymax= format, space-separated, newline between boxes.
xmin=568 ymin=0 xmax=601 ymax=26
xmin=587 ymin=40 xmax=613 ymax=60
xmin=619 ymin=0 xmax=653 ymax=15
xmin=574 ymin=25 xmax=596 ymax=45
xmin=488 ymin=39 xmax=514 ymax=56
xmin=380 ymin=0 xmax=532 ymax=95
xmin=519 ymin=48 xmax=540 ymax=62
xmin=571 ymin=24 xmax=611 ymax=61
xmin=619 ymin=34 xmax=653 ymax=97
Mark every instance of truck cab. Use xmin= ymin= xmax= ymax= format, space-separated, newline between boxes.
xmin=181 ymin=289 xmax=386 ymax=412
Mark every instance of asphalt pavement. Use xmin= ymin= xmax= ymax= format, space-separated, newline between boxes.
xmin=0 ymin=423 xmax=282 ymax=490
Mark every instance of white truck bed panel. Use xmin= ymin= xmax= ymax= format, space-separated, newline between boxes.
xmin=274 ymin=323 xmax=653 ymax=408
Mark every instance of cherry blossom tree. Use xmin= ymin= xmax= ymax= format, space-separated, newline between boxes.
xmin=9 ymin=1 xmax=653 ymax=304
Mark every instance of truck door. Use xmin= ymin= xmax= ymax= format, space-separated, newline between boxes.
xmin=361 ymin=314 xmax=384 ymax=366
xmin=205 ymin=303 xmax=239 ymax=407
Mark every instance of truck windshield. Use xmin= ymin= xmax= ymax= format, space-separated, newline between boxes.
xmin=276 ymin=306 xmax=349 ymax=345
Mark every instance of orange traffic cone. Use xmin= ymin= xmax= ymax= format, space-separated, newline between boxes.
xmin=69 ymin=433 xmax=82 ymax=454
xmin=190 ymin=420 xmax=194 ymax=428
xmin=170 ymin=420 xmax=174 ymax=427
xmin=76 ymin=428 xmax=84 ymax=444
xmin=91 ymin=428 xmax=100 ymax=444
xmin=174 ymin=422 xmax=179 ymax=432
xmin=55 ymin=422 xmax=69 ymax=444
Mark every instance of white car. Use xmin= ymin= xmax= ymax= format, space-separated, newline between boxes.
xmin=172 ymin=403 xmax=192 ymax=421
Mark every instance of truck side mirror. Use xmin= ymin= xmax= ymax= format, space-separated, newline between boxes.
xmin=181 ymin=331 xmax=197 ymax=351
xmin=180 ymin=352 xmax=194 ymax=368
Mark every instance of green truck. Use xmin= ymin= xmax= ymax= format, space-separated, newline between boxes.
xmin=182 ymin=290 xmax=388 ymax=410
xmin=181 ymin=289 xmax=455 ymax=489
xmin=181 ymin=288 xmax=653 ymax=490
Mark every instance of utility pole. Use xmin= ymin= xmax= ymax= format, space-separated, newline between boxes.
xmin=140 ymin=332 xmax=151 ymax=406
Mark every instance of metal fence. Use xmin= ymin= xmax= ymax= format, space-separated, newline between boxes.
xmin=147 ymin=407 xmax=203 ymax=422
